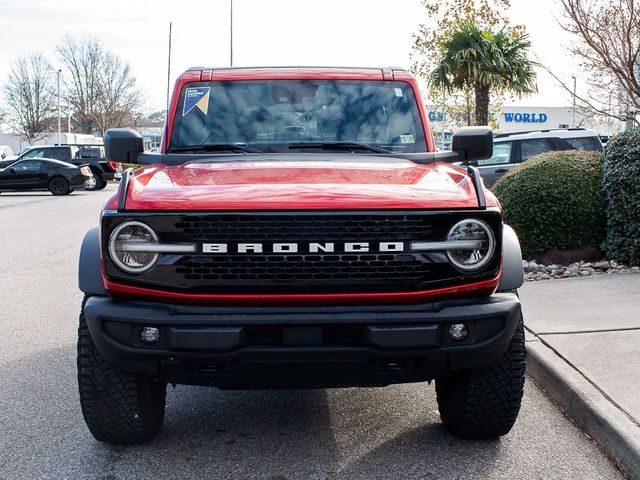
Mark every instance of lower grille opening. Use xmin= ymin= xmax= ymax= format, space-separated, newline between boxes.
xmin=246 ymin=324 xmax=364 ymax=347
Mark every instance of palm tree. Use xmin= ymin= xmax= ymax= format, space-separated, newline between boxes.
xmin=430 ymin=21 xmax=537 ymax=126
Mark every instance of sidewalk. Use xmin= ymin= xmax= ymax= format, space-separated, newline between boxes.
xmin=521 ymin=273 xmax=640 ymax=479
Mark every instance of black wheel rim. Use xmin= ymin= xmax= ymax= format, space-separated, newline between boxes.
xmin=51 ymin=179 xmax=67 ymax=194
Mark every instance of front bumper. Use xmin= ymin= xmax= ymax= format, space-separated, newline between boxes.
xmin=83 ymin=293 xmax=521 ymax=389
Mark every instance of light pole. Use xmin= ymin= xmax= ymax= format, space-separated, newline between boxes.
xmin=571 ymin=75 xmax=577 ymax=128
xmin=67 ymin=98 xmax=71 ymax=133
xmin=166 ymin=22 xmax=172 ymax=113
xmin=440 ymin=91 xmax=446 ymax=149
xmin=57 ymin=69 xmax=62 ymax=145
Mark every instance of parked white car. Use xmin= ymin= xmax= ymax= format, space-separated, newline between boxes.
xmin=0 ymin=145 xmax=16 ymax=161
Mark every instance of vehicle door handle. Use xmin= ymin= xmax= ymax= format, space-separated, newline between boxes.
xmin=494 ymin=168 xmax=508 ymax=173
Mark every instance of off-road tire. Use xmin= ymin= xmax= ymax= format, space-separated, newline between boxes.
xmin=435 ymin=313 xmax=526 ymax=439
xmin=77 ymin=296 xmax=167 ymax=444
xmin=48 ymin=177 xmax=71 ymax=195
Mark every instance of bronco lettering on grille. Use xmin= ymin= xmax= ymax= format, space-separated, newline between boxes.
xmin=201 ymin=242 xmax=405 ymax=254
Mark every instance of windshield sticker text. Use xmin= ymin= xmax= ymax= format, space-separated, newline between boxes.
xmin=183 ymin=87 xmax=210 ymax=116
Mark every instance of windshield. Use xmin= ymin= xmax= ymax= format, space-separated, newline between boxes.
xmin=169 ymin=80 xmax=428 ymax=154
xmin=20 ymin=149 xmax=42 ymax=159
xmin=478 ymin=142 xmax=512 ymax=165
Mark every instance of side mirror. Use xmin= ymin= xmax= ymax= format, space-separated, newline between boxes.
xmin=451 ymin=126 xmax=493 ymax=162
xmin=104 ymin=128 xmax=144 ymax=164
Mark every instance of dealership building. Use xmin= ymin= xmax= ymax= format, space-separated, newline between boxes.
xmin=427 ymin=105 xmax=622 ymax=149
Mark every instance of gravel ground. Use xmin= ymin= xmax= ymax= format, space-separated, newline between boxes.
xmin=523 ymin=259 xmax=640 ymax=282
xmin=0 ymin=186 xmax=623 ymax=480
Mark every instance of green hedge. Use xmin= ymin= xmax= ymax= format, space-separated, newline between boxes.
xmin=123 ymin=163 xmax=143 ymax=171
xmin=493 ymin=150 xmax=605 ymax=257
xmin=603 ymin=131 xmax=640 ymax=266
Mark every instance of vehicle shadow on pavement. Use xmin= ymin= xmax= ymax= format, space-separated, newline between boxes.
xmin=96 ymin=382 xmax=504 ymax=479
xmin=0 ymin=346 xmax=619 ymax=480
xmin=0 ymin=193 xmax=52 ymax=197
xmin=0 ymin=343 xmax=494 ymax=479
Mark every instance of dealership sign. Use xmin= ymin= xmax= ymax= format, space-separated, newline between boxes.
xmin=427 ymin=110 xmax=549 ymax=124
xmin=503 ymin=112 xmax=548 ymax=123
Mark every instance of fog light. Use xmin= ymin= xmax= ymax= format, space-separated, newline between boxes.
xmin=448 ymin=323 xmax=468 ymax=341
xmin=140 ymin=326 xmax=160 ymax=344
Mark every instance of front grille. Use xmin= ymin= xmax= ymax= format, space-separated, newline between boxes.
xmin=103 ymin=211 xmax=502 ymax=294
xmin=176 ymin=253 xmax=432 ymax=284
xmin=173 ymin=214 xmax=438 ymax=242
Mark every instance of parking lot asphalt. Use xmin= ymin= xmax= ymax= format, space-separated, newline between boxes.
xmin=0 ymin=185 xmax=623 ymax=480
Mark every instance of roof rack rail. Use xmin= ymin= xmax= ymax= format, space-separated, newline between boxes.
xmin=494 ymin=127 xmax=586 ymax=139
xmin=186 ymin=65 xmax=401 ymax=72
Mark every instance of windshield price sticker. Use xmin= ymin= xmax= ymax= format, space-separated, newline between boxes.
xmin=400 ymin=134 xmax=415 ymax=144
xmin=183 ymin=87 xmax=211 ymax=116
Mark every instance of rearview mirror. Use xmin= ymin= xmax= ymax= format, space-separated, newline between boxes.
xmin=451 ymin=127 xmax=493 ymax=162
xmin=104 ymin=128 xmax=144 ymax=164
xmin=9 ymin=167 xmax=15 ymax=174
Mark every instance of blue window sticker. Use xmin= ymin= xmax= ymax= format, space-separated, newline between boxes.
xmin=183 ymin=87 xmax=210 ymax=116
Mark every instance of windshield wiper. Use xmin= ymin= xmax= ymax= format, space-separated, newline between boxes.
xmin=170 ymin=143 xmax=263 ymax=154
xmin=288 ymin=142 xmax=391 ymax=154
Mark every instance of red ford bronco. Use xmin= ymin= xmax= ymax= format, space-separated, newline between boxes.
xmin=77 ymin=67 xmax=525 ymax=445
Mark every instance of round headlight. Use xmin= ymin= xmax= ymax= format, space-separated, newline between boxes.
xmin=446 ymin=219 xmax=495 ymax=272
xmin=108 ymin=221 xmax=159 ymax=273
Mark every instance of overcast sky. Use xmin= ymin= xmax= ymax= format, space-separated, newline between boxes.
xmin=0 ymin=0 xmax=580 ymax=112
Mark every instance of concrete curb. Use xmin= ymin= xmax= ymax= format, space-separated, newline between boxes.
xmin=526 ymin=339 xmax=640 ymax=479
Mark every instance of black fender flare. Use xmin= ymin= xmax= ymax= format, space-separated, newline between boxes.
xmin=498 ymin=224 xmax=524 ymax=291
xmin=78 ymin=227 xmax=106 ymax=295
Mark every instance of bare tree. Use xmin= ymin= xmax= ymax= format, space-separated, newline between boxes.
xmin=140 ymin=110 xmax=167 ymax=128
xmin=2 ymin=53 xmax=56 ymax=144
xmin=558 ymin=0 xmax=640 ymax=126
xmin=56 ymin=36 xmax=143 ymax=135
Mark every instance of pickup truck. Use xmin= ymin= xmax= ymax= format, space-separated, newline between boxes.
xmin=77 ymin=66 xmax=525 ymax=445
xmin=15 ymin=145 xmax=116 ymax=190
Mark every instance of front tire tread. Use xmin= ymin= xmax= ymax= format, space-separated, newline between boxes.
xmin=436 ymin=314 xmax=526 ymax=439
xmin=77 ymin=297 xmax=166 ymax=444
